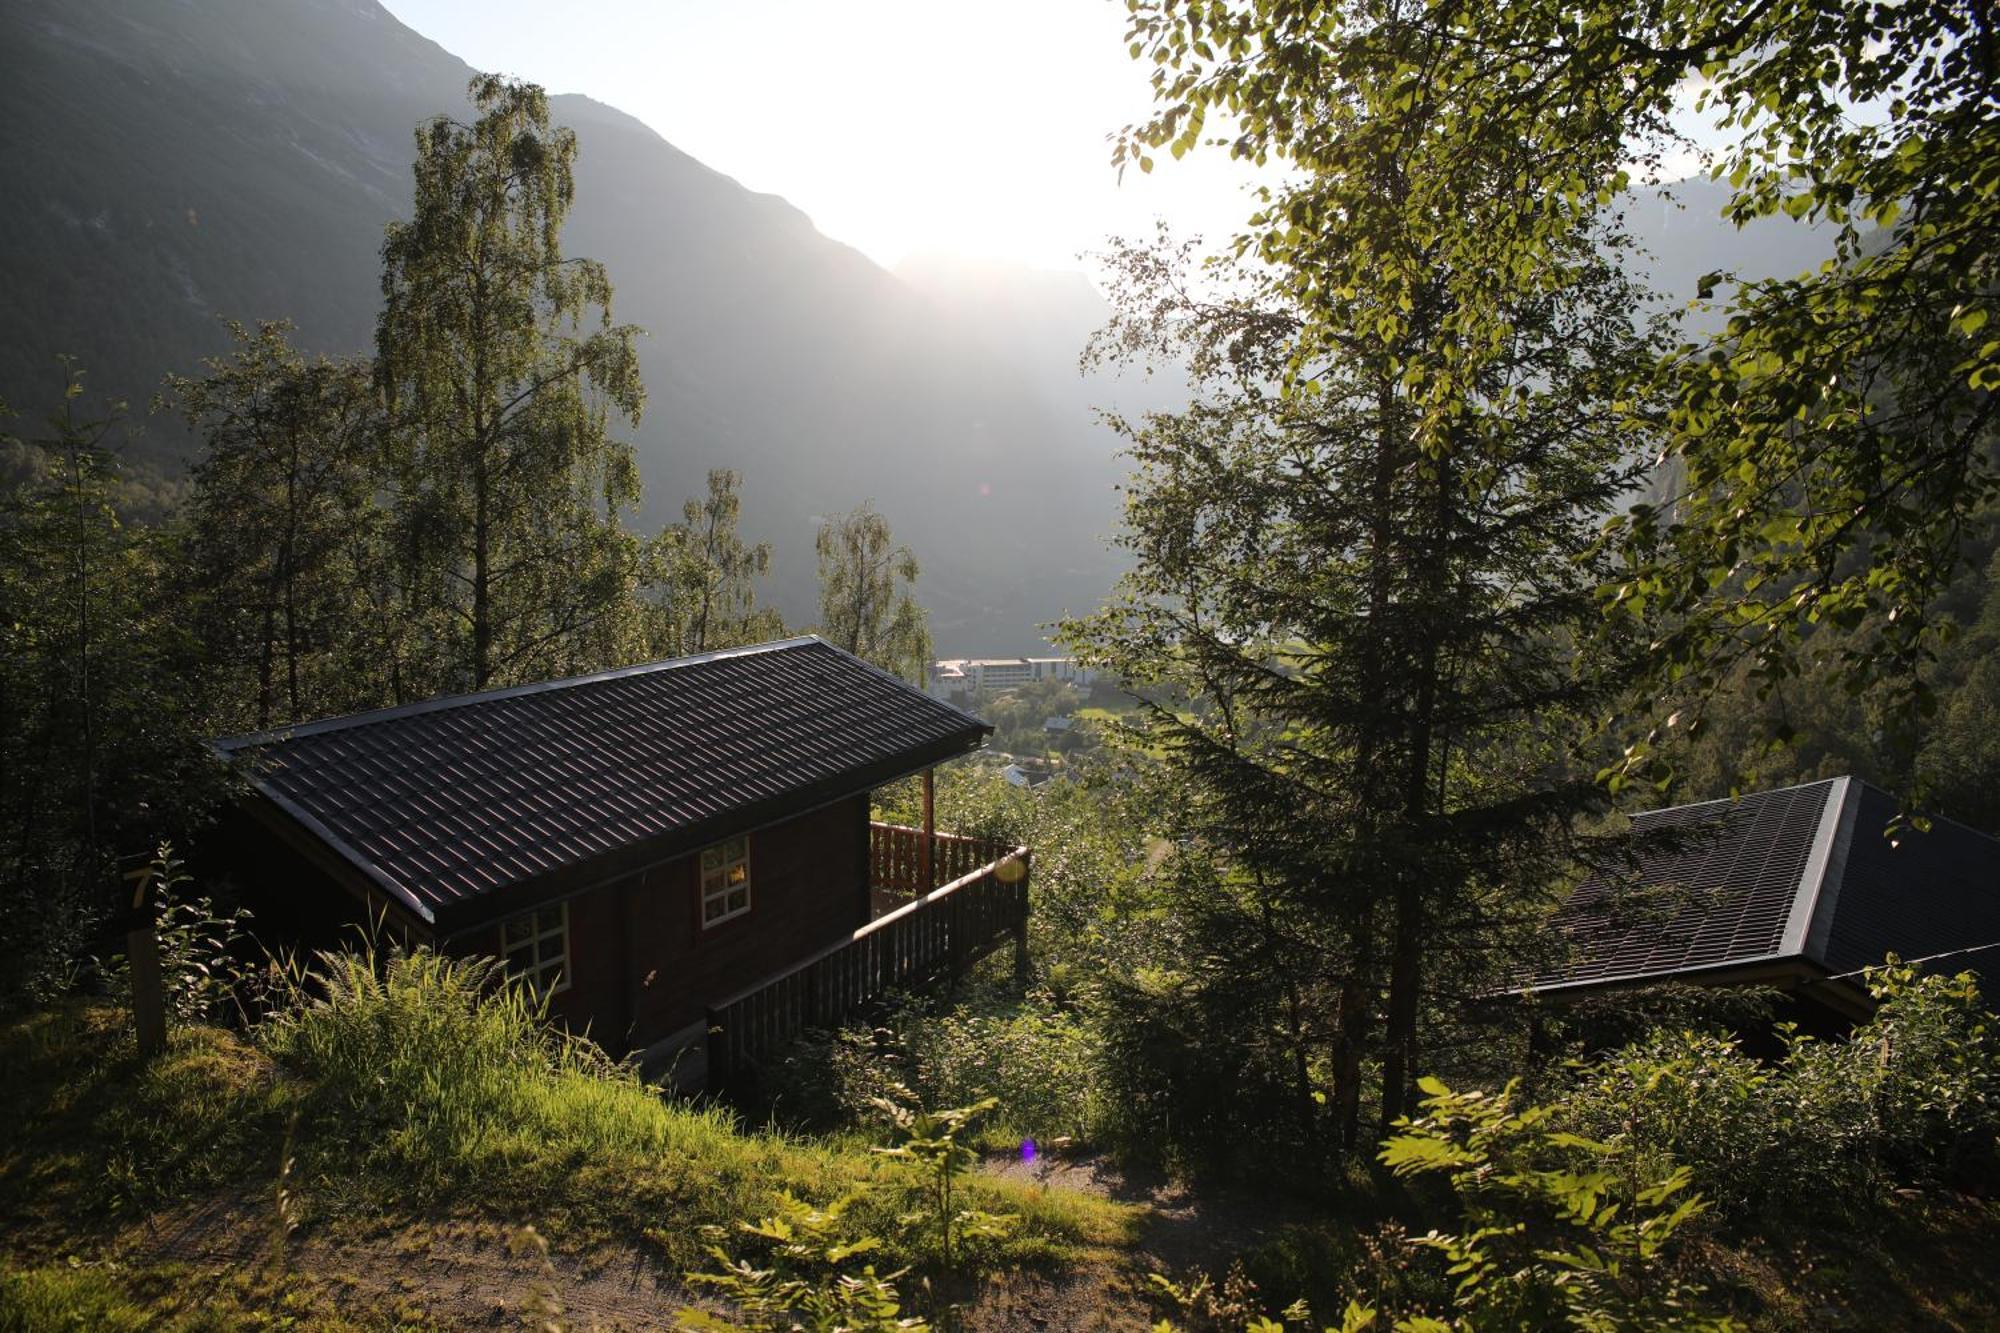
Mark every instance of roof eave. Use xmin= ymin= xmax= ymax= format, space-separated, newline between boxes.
xmin=1511 ymin=954 xmax=1875 ymax=1020
xmin=233 ymin=786 xmax=438 ymax=935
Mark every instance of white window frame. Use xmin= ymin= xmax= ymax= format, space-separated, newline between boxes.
xmin=700 ymin=835 xmax=752 ymax=928
xmin=500 ymin=902 xmax=570 ymax=996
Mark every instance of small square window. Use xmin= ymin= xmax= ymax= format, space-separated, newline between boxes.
xmin=700 ymin=835 xmax=751 ymax=928
xmin=499 ymin=902 xmax=569 ymax=996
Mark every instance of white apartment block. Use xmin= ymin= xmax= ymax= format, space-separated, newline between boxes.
xmin=928 ymin=656 xmax=1098 ymax=699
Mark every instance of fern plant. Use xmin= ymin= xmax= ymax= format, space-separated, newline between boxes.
xmin=679 ymin=1191 xmax=925 ymax=1332
xmin=1377 ymin=1077 xmax=1731 ymax=1332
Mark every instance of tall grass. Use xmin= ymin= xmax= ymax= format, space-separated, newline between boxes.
xmin=249 ymin=944 xmax=1135 ymax=1264
xmin=261 ymin=946 xmax=758 ymax=1214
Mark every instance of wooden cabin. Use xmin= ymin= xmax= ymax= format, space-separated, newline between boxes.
xmin=1525 ymin=776 xmax=2000 ymax=1027
xmin=206 ymin=636 xmax=1031 ymax=1084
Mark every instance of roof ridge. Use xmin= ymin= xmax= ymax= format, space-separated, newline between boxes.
xmin=804 ymin=636 xmax=989 ymax=732
xmin=1784 ymin=775 xmax=1853 ymax=960
xmin=1838 ymin=776 xmax=2000 ymax=844
xmin=213 ymin=635 xmax=828 ymax=752
xmin=1631 ymin=775 xmax=1842 ymax=825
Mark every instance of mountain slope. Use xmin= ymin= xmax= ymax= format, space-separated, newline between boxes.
xmin=0 ymin=0 xmax=1829 ymax=655
xmin=0 ymin=0 xmax=1123 ymax=653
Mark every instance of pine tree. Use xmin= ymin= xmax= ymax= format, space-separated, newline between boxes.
xmin=1072 ymin=4 xmax=1657 ymax=1146
xmin=0 ymin=370 xmax=218 ymax=1007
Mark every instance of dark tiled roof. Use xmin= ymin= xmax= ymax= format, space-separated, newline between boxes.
xmin=1530 ymin=777 xmax=2000 ymax=997
xmin=215 ymin=638 xmax=989 ymax=928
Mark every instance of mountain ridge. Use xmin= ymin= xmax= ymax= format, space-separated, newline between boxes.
xmin=0 ymin=0 xmax=1124 ymax=654
xmin=0 ymin=0 xmax=1830 ymax=655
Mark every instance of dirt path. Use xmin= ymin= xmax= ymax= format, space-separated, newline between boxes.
xmin=88 ymin=1156 xmax=1256 ymax=1330
xmin=982 ymin=1150 xmax=1300 ymax=1276
xmin=969 ymin=1149 xmax=1320 ymax=1330
xmin=118 ymin=1190 xmax=709 ymax=1329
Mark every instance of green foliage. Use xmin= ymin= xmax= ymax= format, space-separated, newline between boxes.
xmin=0 ymin=1264 xmax=155 ymax=1332
xmin=1555 ymin=964 xmax=2000 ymax=1219
xmin=1915 ymin=547 xmax=2000 ymax=830
xmin=814 ymin=501 xmax=929 ymax=682
xmin=96 ymin=844 xmax=257 ymax=1027
xmin=1379 ymin=1077 xmax=1729 ymax=1331
xmin=892 ymin=998 xmax=1099 ymax=1148
xmin=155 ymin=319 xmax=386 ymax=731
xmin=241 ymin=943 xmax=1127 ymax=1264
xmin=682 ymin=1192 xmax=928 ymax=1333
xmin=0 ymin=1003 xmax=293 ymax=1224
xmin=1116 ymin=0 xmax=2000 ymax=789
xmin=1147 ymin=1262 xmax=1343 ymax=1333
xmin=1071 ymin=4 xmax=1660 ymax=1142
xmin=645 ymin=468 xmax=786 ymax=658
xmin=376 ymin=73 xmax=646 ymax=693
xmin=871 ymin=1093 xmax=1017 ymax=1280
xmin=258 ymin=943 xmax=738 ymax=1208
xmin=872 ymin=763 xmax=1155 ymax=986
xmin=0 ymin=370 xmax=222 ymax=1012
xmin=777 ymin=985 xmax=1100 ymax=1150
xmin=970 ymin=681 xmax=1088 ymax=759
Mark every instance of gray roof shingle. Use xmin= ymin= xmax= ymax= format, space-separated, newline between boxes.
xmin=215 ymin=637 xmax=989 ymax=928
xmin=1530 ymin=777 xmax=2000 ymax=1001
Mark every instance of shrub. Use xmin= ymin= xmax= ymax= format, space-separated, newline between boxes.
xmin=1379 ymin=1078 xmax=1730 ymax=1331
xmin=760 ymin=982 xmax=1103 ymax=1150
xmin=1553 ymin=963 xmax=2000 ymax=1223
xmin=682 ymin=1192 xmax=927 ymax=1333
xmin=248 ymin=943 xmax=1133 ymax=1266
xmin=96 ymin=845 xmax=258 ymax=1027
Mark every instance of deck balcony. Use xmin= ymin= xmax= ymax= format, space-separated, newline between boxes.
xmin=702 ymin=820 xmax=1030 ymax=1090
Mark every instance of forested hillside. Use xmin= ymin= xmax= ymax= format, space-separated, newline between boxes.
xmin=3 ymin=0 xmax=1997 ymax=1328
xmin=0 ymin=0 xmax=1124 ymax=651
xmin=0 ymin=0 xmax=1845 ymax=654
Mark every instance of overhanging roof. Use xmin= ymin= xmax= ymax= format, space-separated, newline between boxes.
xmin=214 ymin=637 xmax=990 ymax=932
xmin=1527 ymin=777 xmax=2000 ymax=1005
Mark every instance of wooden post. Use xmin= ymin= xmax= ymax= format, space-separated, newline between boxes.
xmin=920 ymin=765 xmax=936 ymax=891
xmin=125 ymin=865 xmax=167 ymax=1057
xmin=128 ymin=926 xmax=166 ymax=1057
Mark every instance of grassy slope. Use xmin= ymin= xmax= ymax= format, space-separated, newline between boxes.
xmin=0 ymin=1001 xmax=1138 ymax=1328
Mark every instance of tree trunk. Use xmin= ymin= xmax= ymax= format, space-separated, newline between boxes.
xmin=1331 ymin=899 xmax=1373 ymax=1153
xmin=1380 ymin=436 xmax=1451 ymax=1137
xmin=282 ymin=436 xmax=300 ymax=720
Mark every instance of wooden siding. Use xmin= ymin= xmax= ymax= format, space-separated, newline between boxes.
xmin=516 ymin=794 xmax=873 ymax=1051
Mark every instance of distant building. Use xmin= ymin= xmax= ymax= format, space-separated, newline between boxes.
xmin=928 ymin=656 xmax=1097 ymax=700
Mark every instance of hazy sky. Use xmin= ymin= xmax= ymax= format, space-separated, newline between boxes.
xmin=378 ymin=0 xmax=1262 ymax=277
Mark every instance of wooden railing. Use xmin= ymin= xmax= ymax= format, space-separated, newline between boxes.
xmin=705 ymin=838 xmax=1030 ymax=1090
xmin=869 ymin=821 xmax=1017 ymax=898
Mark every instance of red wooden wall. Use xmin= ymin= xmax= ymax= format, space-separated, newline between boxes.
xmin=481 ymin=794 xmax=873 ymax=1053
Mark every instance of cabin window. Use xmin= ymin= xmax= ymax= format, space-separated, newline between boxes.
xmin=700 ymin=835 xmax=752 ymax=927
xmin=501 ymin=902 xmax=569 ymax=995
